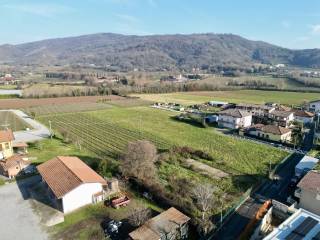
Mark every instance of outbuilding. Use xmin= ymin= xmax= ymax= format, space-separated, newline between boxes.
xmin=37 ymin=156 xmax=109 ymax=213
xmin=295 ymin=155 xmax=319 ymax=178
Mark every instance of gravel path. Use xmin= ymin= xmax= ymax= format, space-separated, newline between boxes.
xmin=0 ymin=110 xmax=50 ymax=143
xmin=0 ymin=177 xmax=48 ymax=240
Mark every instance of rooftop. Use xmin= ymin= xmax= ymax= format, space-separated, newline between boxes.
xmin=295 ymin=156 xmax=319 ymax=173
xmin=236 ymin=103 xmax=275 ymax=111
xmin=37 ymin=156 xmax=106 ymax=199
xmin=297 ymin=170 xmax=320 ymax=193
xmin=129 ymin=207 xmax=190 ymax=240
xmin=0 ymin=129 xmax=14 ymax=143
xmin=293 ymin=110 xmax=315 ymax=118
xmin=270 ymin=110 xmax=293 ymax=118
xmin=252 ymin=124 xmax=291 ymax=135
xmin=264 ymin=208 xmax=320 ymax=240
xmin=218 ymin=108 xmax=251 ymax=118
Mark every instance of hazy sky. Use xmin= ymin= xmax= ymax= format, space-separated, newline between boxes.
xmin=1 ymin=0 xmax=320 ymax=49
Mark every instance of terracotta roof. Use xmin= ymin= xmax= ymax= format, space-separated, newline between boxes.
xmin=0 ymin=129 xmax=14 ymax=143
xmin=277 ymin=105 xmax=292 ymax=112
xmin=129 ymin=207 xmax=190 ymax=240
xmin=270 ymin=110 xmax=293 ymax=118
xmin=297 ymin=171 xmax=320 ymax=193
xmin=37 ymin=156 xmax=106 ymax=199
xmin=13 ymin=142 xmax=28 ymax=148
xmin=251 ymin=124 xmax=291 ymax=135
xmin=236 ymin=103 xmax=274 ymax=111
xmin=0 ymin=155 xmax=30 ymax=171
xmin=293 ymin=110 xmax=315 ymax=118
xmin=218 ymin=109 xmax=251 ymax=118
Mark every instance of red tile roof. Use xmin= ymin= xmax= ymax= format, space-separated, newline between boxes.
xmin=37 ymin=156 xmax=106 ymax=199
xmin=294 ymin=110 xmax=315 ymax=118
xmin=0 ymin=129 xmax=14 ymax=143
xmin=297 ymin=171 xmax=320 ymax=193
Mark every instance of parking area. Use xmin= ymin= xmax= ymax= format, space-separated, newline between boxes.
xmin=0 ymin=176 xmax=48 ymax=240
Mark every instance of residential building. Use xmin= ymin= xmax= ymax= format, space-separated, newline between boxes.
xmin=295 ymin=156 xmax=319 ymax=178
xmin=268 ymin=110 xmax=294 ymax=127
xmin=309 ymin=100 xmax=320 ymax=113
xmin=0 ymin=129 xmax=14 ymax=159
xmin=0 ymin=155 xmax=31 ymax=179
xmin=295 ymin=171 xmax=320 ymax=215
xmin=37 ymin=156 xmax=119 ymax=213
xmin=0 ymin=129 xmax=30 ymax=178
xmin=129 ymin=207 xmax=190 ymax=240
xmin=264 ymin=208 xmax=320 ymax=240
xmin=235 ymin=103 xmax=275 ymax=117
xmin=218 ymin=109 xmax=252 ymax=129
xmin=293 ymin=110 xmax=315 ymax=124
xmin=247 ymin=124 xmax=292 ymax=143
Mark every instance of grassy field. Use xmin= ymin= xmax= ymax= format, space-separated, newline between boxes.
xmin=39 ymin=106 xmax=287 ymax=210
xmin=133 ymin=90 xmax=320 ymax=105
xmin=0 ymin=111 xmax=31 ymax=131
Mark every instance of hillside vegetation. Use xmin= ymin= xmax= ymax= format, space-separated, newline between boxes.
xmin=1 ymin=33 xmax=320 ymax=70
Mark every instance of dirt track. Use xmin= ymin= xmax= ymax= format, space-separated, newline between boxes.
xmin=0 ymin=95 xmax=124 ymax=109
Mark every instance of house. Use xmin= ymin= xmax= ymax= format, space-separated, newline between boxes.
xmin=0 ymin=155 xmax=31 ymax=179
xmin=37 ymin=156 xmax=119 ymax=213
xmin=263 ymin=208 xmax=320 ymax=240
xmin=0 ymin=129 xmax=15 ymax=159
xmin=129 ymin=207 xmax=190 ymax=240
xmin=0 ymin=129 xmax=30 ymax=178
xmin=295 ymin=156 xmax=319 ymax=178
xmin=293 ymin=110 xmax=315 ymax=124
xmin=247 ymin=124 xmax=292 ymax=143
xmin=268 ymin=110 xmax=294 ymax=127
xmin=295 ymin=171 xmax=320 ymax=215
xmin=218 ymin=109 xmax=252 ymax=129
xmin=309 ymin=100 xmax=320 ymax=113
xmin=235 ymin=103 xmax=275 ymax=117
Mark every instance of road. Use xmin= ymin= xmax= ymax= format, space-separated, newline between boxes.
xmin=0 ymin=176 xmax=48 ymax=240
xmin=212 ymin=153 xmax=304 ymax=240
xmin=1 ymin=110 xmax=51 ymax=142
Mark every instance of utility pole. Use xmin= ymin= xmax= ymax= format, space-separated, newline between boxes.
xmin=48 ymin=120 xmax=52 ymax=139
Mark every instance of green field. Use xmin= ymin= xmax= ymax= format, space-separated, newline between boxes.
xmin=0 ymin=111 xmax=31 ymax=131
xmin=39 ymin=106 xmax=287 ymax=211
xmin=133 ymin=90 xmax=320 ymax=105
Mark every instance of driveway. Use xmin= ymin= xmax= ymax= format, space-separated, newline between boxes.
xmin=0 ymin=176 xmax=48 ymax=240
xmin=0 ymin=109 xmax=51 ymax=142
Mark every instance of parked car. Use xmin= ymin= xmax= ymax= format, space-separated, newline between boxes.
xmin=102 ymin=220 xmax=122 ymax=238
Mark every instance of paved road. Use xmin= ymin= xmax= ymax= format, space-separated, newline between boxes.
xmin=1 ymin=110 xmax=51 ymax=142
xmin=212 ymin=153 xmax=304 ymax=240
xmin=0 ymin=176 xmax=48 ymax=240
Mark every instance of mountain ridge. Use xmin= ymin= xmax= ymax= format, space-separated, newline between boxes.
xmin=1 ymin=33 xmax=320 ymax=70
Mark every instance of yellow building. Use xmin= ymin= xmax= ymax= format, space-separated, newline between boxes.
xmin=247 ymin=124 xmax=292 ymax=143
xmin=0 ymin=129 xmax=14 ymax=159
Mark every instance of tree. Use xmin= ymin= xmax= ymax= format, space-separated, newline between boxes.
xmin=193 ymin=184 xmax=216 ymax=236
xmin=120 ymin=140 xmax=157 ymax=184
xmin=128 ymin=205 xmax=151 ymax=227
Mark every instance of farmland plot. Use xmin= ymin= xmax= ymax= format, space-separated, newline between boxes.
xmin=0 ymin=111 xmax=31 ymax=131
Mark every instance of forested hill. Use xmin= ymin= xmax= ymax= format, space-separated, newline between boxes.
xmin=1 ymin=33 xmax=320 ymax=70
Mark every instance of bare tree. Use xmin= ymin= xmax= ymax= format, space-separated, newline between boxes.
xmin=128 ymin=205 xmax=151 ymax=227
xmin=193 ymin=184 xmax=216 ymax=236
xmin=120 ymin=140 xmax=157 ymax=183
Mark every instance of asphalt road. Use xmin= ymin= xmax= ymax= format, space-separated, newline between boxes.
xmin=0 ymin=176 xmax=48 ymax=240
xmin=1 ymin=110 xmax=51 ymax=143
xmin=212 ymin=153 xmax=304 ymax=240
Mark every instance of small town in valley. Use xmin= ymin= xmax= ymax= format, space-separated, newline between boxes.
xmin=1 ymin=1 xmax=320 ymax=240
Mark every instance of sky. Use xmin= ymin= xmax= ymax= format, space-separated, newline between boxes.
xmin=0 ymin=0 xmax=320 ymax=49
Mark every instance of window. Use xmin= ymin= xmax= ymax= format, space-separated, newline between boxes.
xmin=266 ymin=135 xmax=269 ymax=139
xmin=5 ymin=143 xmax=9 ymax=149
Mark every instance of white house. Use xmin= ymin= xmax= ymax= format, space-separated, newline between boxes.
xmin=268 ymin=110 xmax=295 ymax=127
xmin=264 ymin=208 xmax=320 ymax=240
xmin=295 ymin=171 xmax=320 ymax=216
xmin=218 ymin=109 xmax=252 ymax=129
xmin=293 ymin=110 xmax=315 ymax=125
xmin=309 ymin=100 xmax=320 ymax=113
xmin=37 ymin=156 xmax=110 ymax=213
xmin=246 ymin=124 xmax=292 ymax=143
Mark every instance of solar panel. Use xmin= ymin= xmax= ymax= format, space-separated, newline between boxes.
xmin=285 ymin=232 xmax=304 ymax=240
xmin=293 ymin=217 xmax=318 ymax=236
xmin=312 ymin=230 xmax=320 ymax=240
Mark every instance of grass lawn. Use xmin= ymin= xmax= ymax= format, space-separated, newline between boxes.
xmin=133 ymin=90 xmax=320 ymax=105
xmin=28 ymin=137 xmax=96 ymax=164
xmin=0 ymin=110 xmax=32 ymax=131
